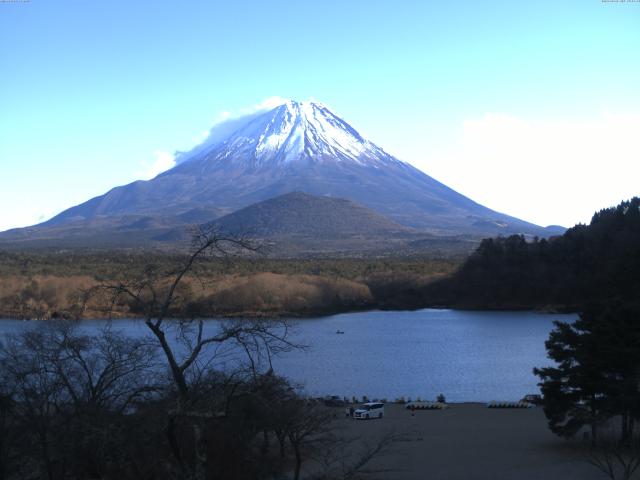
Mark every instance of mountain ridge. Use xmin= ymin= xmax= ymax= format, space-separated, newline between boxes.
xmin=3 ymin=99 xmax=564 ymax=248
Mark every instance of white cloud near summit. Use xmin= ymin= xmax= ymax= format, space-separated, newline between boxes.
xmin=248 ymin=96 xmax=288 ymax=112
xmin=138 ymin=150 xmax=176 ymax=180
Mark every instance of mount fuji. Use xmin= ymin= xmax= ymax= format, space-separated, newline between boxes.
xmin=2 ymin=100 xmax=562 ymax=249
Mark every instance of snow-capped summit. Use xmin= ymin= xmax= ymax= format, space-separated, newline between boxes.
xmin=176 ymin=100 xmax=400 ymax=171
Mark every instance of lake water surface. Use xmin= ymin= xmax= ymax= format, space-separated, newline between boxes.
xmin=0 ymin=309 xmax=577 ymax=402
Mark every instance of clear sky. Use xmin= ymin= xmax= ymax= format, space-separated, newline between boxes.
xmin=1 ymin=0 xmax=639 ymax=231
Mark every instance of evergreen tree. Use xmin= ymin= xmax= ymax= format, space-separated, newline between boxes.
xmin=535 ymin=302 xmax=640 ymax=443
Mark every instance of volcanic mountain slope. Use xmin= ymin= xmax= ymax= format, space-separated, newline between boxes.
xmin=2 ymin=99 xmax=563 ymax=248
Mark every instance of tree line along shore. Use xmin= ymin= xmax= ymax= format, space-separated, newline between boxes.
xmin=0 ymin=253 xmax=459 ymax=320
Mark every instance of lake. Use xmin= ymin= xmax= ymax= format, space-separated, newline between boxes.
xmin=0 ymin=309 xmax=577 ymax=402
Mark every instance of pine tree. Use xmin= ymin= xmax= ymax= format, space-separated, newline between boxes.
xmin=535 ymin=302 xmax=640 ymax=443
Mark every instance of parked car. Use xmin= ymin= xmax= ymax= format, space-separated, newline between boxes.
xmin=353 ymin=402 xmax=384 ymax=419
xmin=520 ymin=394 xmax=543 ymax=405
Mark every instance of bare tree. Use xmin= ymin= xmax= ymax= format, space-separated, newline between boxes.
xmin=587 ymin=436 xmax=640 ymax=480
xmin=311 ymin=430 xmax=407 ymax=480
xmin=97 ymin=225 xmax=298 ymax=480
xmin=33 ymin=321 xmax=158 ymax=414
xmin=262 ymin=394 xmax=405 ymax=480
xmin=284 ymin=401 xmax=334 ymax=480
xmin=1 ymin=327 xmax=67 ymax=480
xmin=0 ymin=377 xmax=20 ymax=480
xmin=0 ymin=320 xmax=159 ymax=480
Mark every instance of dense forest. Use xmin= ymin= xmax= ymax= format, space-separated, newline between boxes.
xmin=425 ymin=197 xmax=640 ymax=310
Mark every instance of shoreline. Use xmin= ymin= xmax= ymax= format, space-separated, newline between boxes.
xmin=0 ymin=303 xmax=577 ymax=322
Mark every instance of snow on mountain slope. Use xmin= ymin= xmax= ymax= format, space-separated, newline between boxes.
xmin=30 ymin=99 xmax=558 ymax=238
xmin=174 ymin=100 xmax=402 ymax=170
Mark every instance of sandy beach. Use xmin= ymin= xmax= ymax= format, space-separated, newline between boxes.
xmin=329 ymin=403 xmax=604 ymax=480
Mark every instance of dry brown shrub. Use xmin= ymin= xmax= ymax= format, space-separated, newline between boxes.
xmin=203 ymin=272 xmax=373 ymax=314
xmin=0 ymin=271 xmax=376 ymax=319
xmin=0 ymin=274 xmax=98 ymax=319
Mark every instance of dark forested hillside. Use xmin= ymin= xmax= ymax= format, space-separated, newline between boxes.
xmin=210 ymin=192 xmax=411 ymax=237
xmin=425 ymin=198 xmax=640 ymax=310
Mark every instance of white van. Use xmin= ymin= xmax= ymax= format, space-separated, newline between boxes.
xmin=353 ymin=402 xmax=384 ymax=419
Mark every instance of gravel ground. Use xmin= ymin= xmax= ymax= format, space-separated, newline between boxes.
xmin=325 ymin=403 xmax=605 ymax=480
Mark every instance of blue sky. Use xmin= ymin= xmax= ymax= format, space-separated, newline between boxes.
xmin=1 ymin=0 xmax=639 ymax=231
